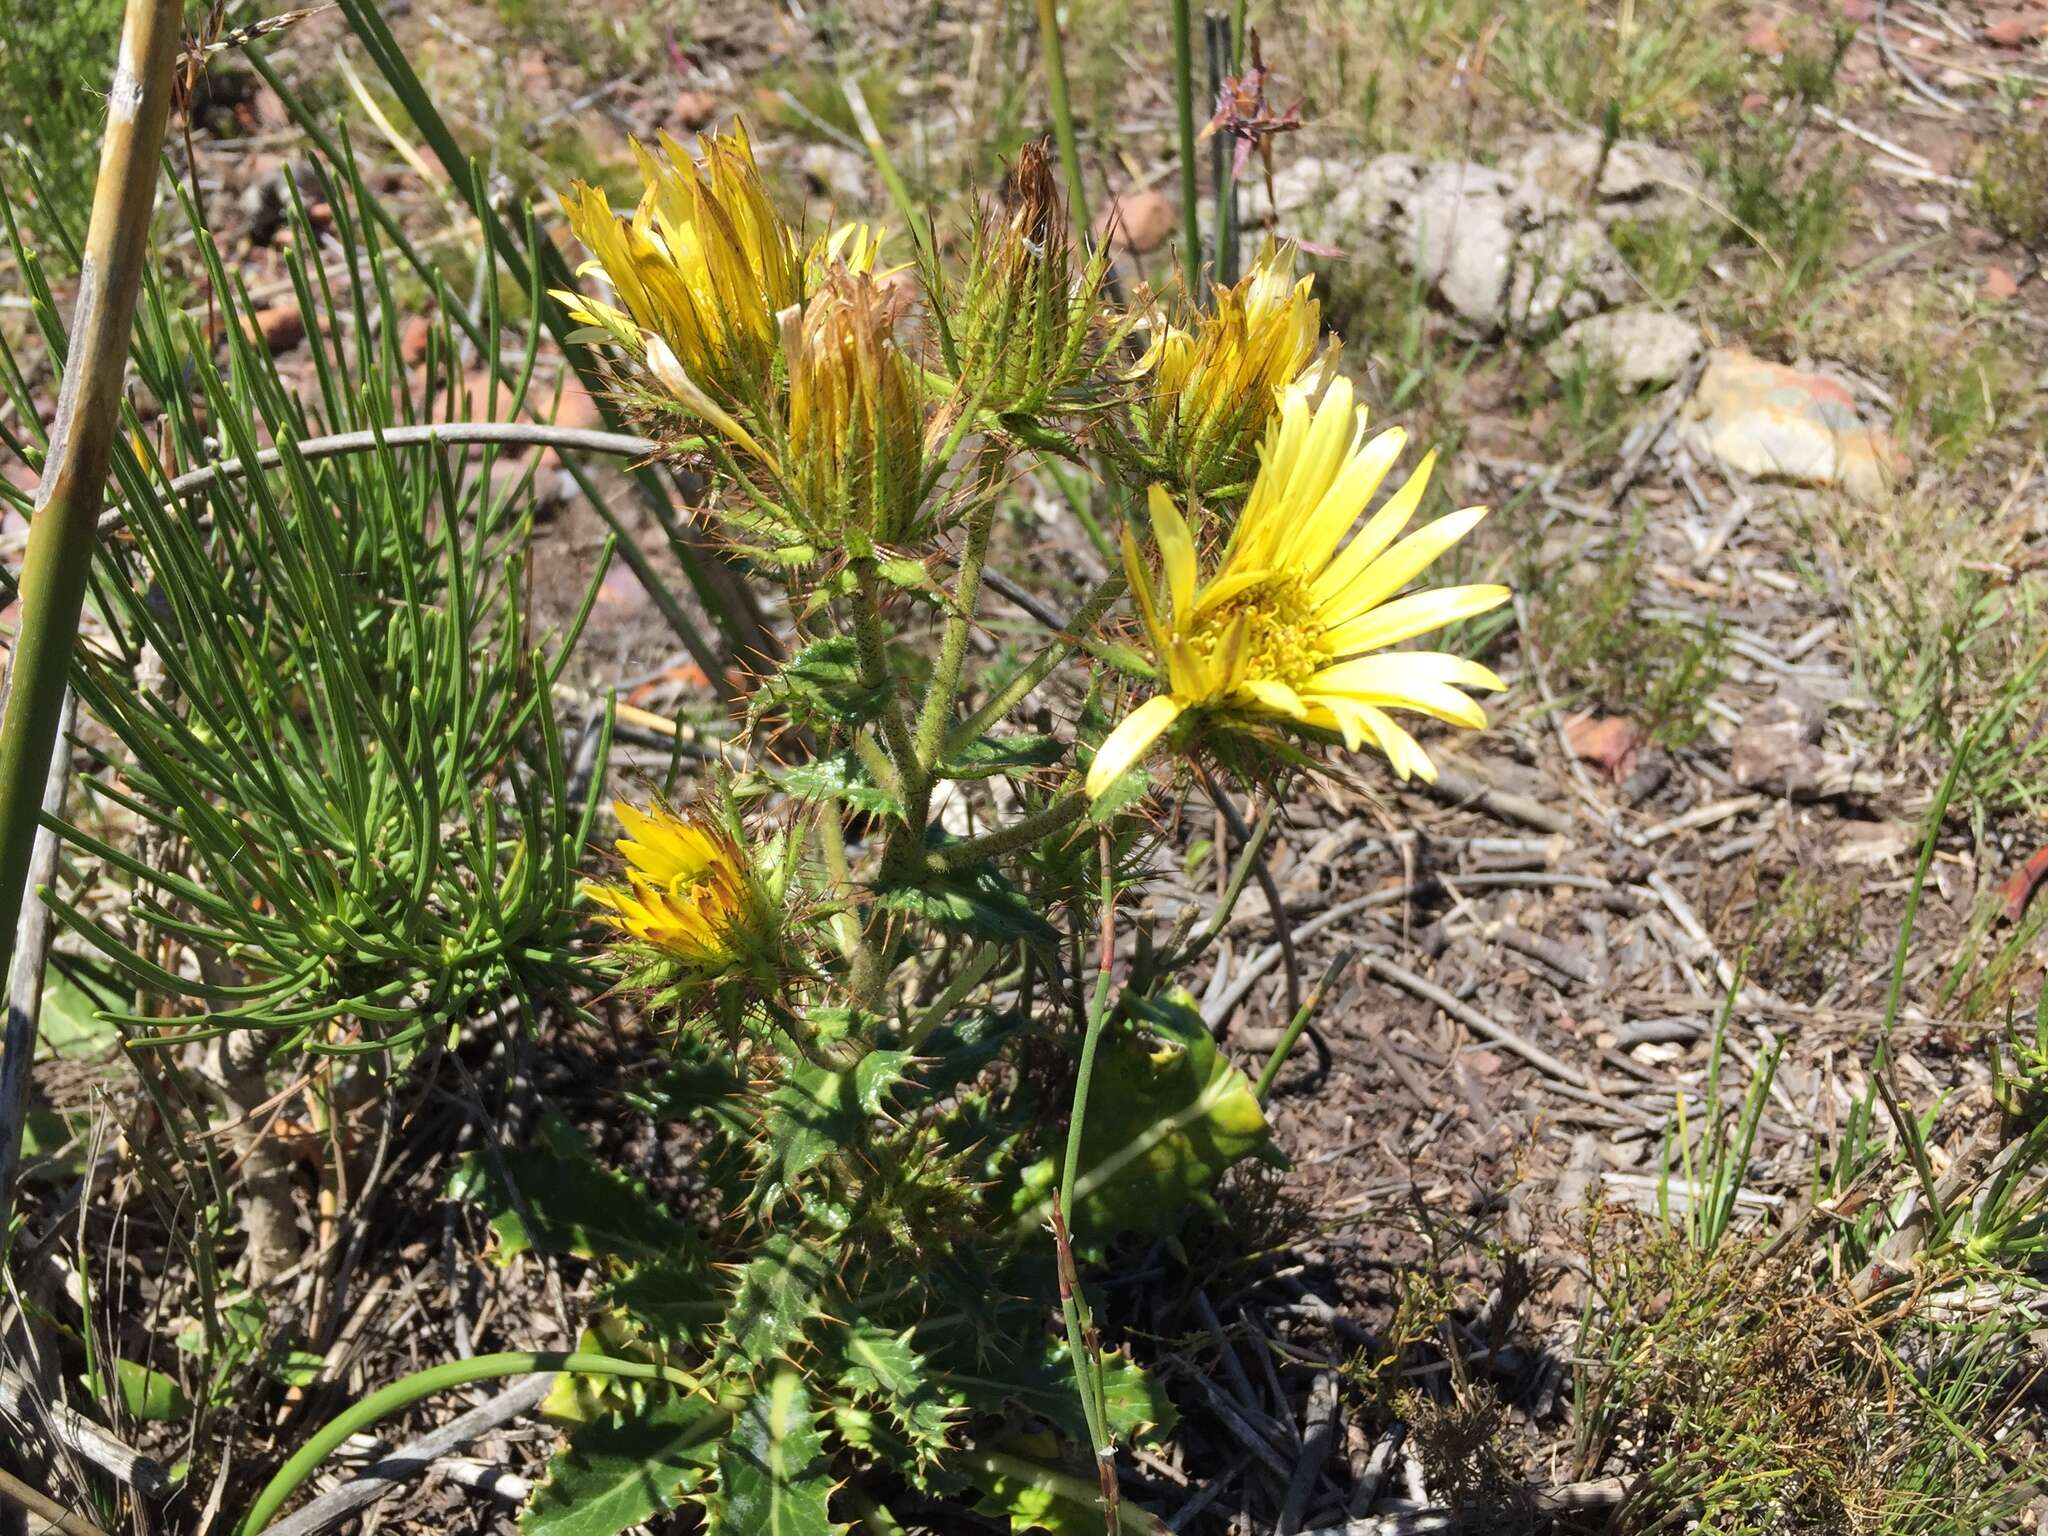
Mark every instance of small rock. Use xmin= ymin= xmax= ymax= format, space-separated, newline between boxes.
xmin=399 ymin=314 xmax=433 ymax=368
xmin=1513 ymin=133 xmax=1704 ymax=226
xmin=596 ymin=560 xmax=649 ymax=613
xmin=1837 ymin=821 xmax=1915 ymax=868
xmin=1564 ymin=712 xmax=1642 ymax=782
xmin=1545 ymin=306 xmax=1703 ymax=390
xmin=1984 ymin=12 xmax=2045 ymax=47
xmin=248 ymin=303 xmax=305 ymax=354
xmin=1679 ymin=347 xmax=1906 ymax=504
xmin=1743 ymin=18 xmax=1786 ymax=53
xmin=1741 ymin=90 xmax=1774 ymax=113
xmin=251 ymin=85 xmax=289 ymax=132
xmin=1097 ymin=188 xmax=1178 ymax=254
xmin=1904 ymin=200 xmax=1952 ymax=230
xmin=1402 ymin=160 xmax=1631 ymax=335
xmin=1244 ymin=153 xmax=1421 ymax=245
xmin=1985 ymin=264 xmax=2021 ymax=300
xmin=672 ymin=89 xmax=719 ymax=130
xmin=1730 ymin=690 xmax=1854 ymax=799
xmin=798 ymin=143 xmax=866 ymax=209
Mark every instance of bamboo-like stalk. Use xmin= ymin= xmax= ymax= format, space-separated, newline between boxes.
xmin=1172 ymin=0 xmax=1203 ymax=294
xmin=0 ymin=0 xmax=181 ymax=1043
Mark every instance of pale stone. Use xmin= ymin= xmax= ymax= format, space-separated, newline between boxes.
xmin=1544 ymin=307 xmax=1703 ymax=390
xmin=1679 ymin=348 xmax=1907 ymax=505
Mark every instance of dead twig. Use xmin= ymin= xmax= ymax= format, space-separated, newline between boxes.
xmin=0 ymin=1367 xmax=173 ymax=1498
xmin=258 ymin=1373 xmax=554 ymax=1536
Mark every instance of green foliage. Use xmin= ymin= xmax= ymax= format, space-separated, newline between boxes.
xmin=1975 ymin=116 xmax=2048 ymax=250
xmin=0 ymin=0 xmax=130 ymax=237
xmin=521 ymin=1393 xmax=721 ymax=1536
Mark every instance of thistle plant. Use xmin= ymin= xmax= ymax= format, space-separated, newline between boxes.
xmin=308 ymin=125 xmax=1506 ymax=1536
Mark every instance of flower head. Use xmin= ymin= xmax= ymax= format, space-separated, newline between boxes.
xmin=1127 ymin=240 xmax=1332 ymax=498
xmin=555 ymin=123 xmax=891 ymax=416
xmin=781 ymin=267 xmax=929 ymax=549
xmin=953 ymin=141 xmax=1111 ymax=415
xmin=584 ymin=800 xmax=763 ymax=975
xmin=1087 ymin=377 xmax=1509 ymax=798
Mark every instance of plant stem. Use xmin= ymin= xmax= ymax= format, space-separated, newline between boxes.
xmin=916 ymin=492 xmax=998 ymax=769
xmin=0 ymin=0 xmax=180 ymax=1016
xmin=240 ymin=1352 xmax=725 ymax=1536
xmin=841 ymin=75 xmax=930 ymax=258
xmin=1034 ymin=0 xmax=1093 ymax=244
xmin=946 ymin=572 xmax=1126 ymax=759
xmin=1256 ymin=946 xmax=1354 ymax=1102
xmin=927 ymin=790 xmax=1088 ymax=875
xmin=1173 ymin=0 xmax=1203 ymax=294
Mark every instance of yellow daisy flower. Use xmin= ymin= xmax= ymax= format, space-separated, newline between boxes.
xmin=1087 ymin=376 xmax=1510 ymax=799
xmin=583 ymin=800 xmax=753 ymax=969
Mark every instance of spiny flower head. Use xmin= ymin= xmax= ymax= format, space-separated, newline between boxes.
xmin=584 ymin=799 xmax=784 ymax=1002
xmin=1087 ymin=376 xmax=1509 ymax=799
xmin=951 ymin=140 xmax=1111 ymax=416
xmin=781 ymin=266 xmax=930 ymax=550
xmin=1126 ymin=240 xmax=1333 ymax=499
xmin=554 ymin=123 xmax=802 ymax=411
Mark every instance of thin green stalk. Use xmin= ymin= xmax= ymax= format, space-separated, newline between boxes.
xmin=916 ymin=494 xmax=999 ymax=768
xmin=0 ymin=0 xmax=180 ymax=1008
xmin=1255 ymin=946 xmax=1353 ymax=1101
xmin=905 ymin=943 xmax=1005 ymax=1048
xmin=241 ymin=1352 xmax=726 ymax=1535
xmin=1034 ymin=0 xmax=1092 ymax=244
xmin=841 ymin=75 xmax=930 ymax=258
xmin=1172 ymin=0 xmax=1203 ymax=294
xmin=946 ymin=572 xmax=1126 ymax=758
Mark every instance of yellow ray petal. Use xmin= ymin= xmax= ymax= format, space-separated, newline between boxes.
xmin=1281 ymin=425 xmax=1407 ymax=576
xmin=1147 ymin=483 xmax=1198 ymax=625
xmin=1308 ymin=651 xmax=1507 ymax=698
xmin=1319 ymin=505 xmax=1488 ymax=622
xmin=1086 ymin=694 xmax=1185 ymax=799
xmin=1308 ymin=450 xmax=1438 ymax=612
xmin=1244 ymin=678 xmax=1309 ymax=720
xmin=1121 ymin=522 xmax=1173 ymax=660
xmin=1321 ymin=584 xmax=1512 ymax=657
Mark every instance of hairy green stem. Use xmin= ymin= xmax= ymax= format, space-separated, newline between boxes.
xmin=241 ymin=1352 xmax=725 ymax=1535
xmin=1034 ymin=0 xmax=1093 ymax=244
xmin=946 ymin=572 xmax=1126 ymax=759
xmin=916 ymin=494 xmax=999 ymax=769
xmin=1172 ymin=0 xmax=1203 ymax=293
xmin=0 ymin=0 xmax=180 ymax=1019
xmin=927 ymin=789 xmax=1088 ymax=875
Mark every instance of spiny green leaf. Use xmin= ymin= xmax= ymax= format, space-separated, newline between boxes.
xmin=940 ymin=732 xmax=1067 ymax=781
xmin=1017 ymin=988 xmax=1275 ymax=1244
xmin=713 ymin=1232 xmax=835 ymax=1376
xmin=940 ymin=1336 xmax=1177 ymax=1449
xmin=966 ymin=1436 xmax=1168 ymax=1535
xmin=447 ymin=1109 xmax=699 ymax=1266
xmin=752 ymin=635 xmax=890 ymax=730
xmin=875 ymin=555 xmax=937 ymax=592
xmin=825 ymin=1321 xmax=957 ymax=1470
xmin=755 ymin=1050 xmax=914 ymax=1215
xmin=875 ymin=866 xmax=1057 ymax=946
xmin=709 ymin=1367 xmax=845 ymax=1536
xmin=600 ymin=1252 xmax=721 ymax=1351
xmin=776 ymin=751 xmax=902 ymax=819
xmin=520 ymin=1394 xmax=722 ymax=1536
xmin=627 ymin=1051 xmax=754 ymax=1140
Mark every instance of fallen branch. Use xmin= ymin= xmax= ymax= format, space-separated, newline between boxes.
xmin=0 ymin=1367 xmax=172 ymax=1498
xmin=258 ymin=1373 xmax=554 ymax=1536
xmin=1358 ymin=954 xmax=1592 ymax=1090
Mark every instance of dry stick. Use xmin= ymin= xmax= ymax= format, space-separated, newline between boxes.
xmin=0 ymin=690 xmax=76 ymax=1243
xmin=1275 ymin=1370 xmax=1341 ymax=1536
xmin=0 ymin=1367 xmax=173 ymax=1498
xmin=258 ymin=1374 xmax=554 ymax=1536
xmin=1358 ymin=954 xmax=1591 ymax=1090
xmin=0 ymin=0 xmax=182 ymax=999
xmin=1200 ymin=768 xmax=1300 ymax=1025
xmin=0 ymin=1465 xmax=108 ymax=1536
xmin=1417 ymin=761 xmax=1574 ymax=837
